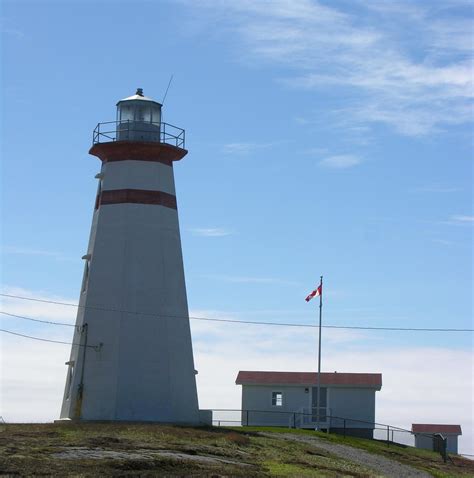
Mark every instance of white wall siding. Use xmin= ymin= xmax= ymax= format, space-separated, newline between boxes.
xmin=329 ymin=388 xmax=376 ymax=429
xmin=415 ymin=434 xmax=459 ymax=454
xmin=447 ymin=435 xmax=459 ymax=454
xmin=60 ymin=156 xmax=200 ymax=423
xmin=101 ymin=161 xmax=176 ymax=195
xmin=240 ymin=384 xmax=377 ymax=430
xmin=241 ymin=385 xmax=309 ymax=426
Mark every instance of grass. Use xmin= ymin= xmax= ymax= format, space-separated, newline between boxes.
xmin=0 ymin=423 xmax=472 ymax=477
xmin=236 ymin=426 xmax=474 ymax=478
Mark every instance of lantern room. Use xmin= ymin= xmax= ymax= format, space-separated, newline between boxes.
xmin=116 ymin=88 xmax=162 ymax=142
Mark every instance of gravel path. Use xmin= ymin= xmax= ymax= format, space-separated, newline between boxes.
xmin=262 ymin=433 xmax=433 ymax=478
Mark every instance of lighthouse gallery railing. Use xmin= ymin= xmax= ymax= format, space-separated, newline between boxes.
xmin=92 ymin=120 xmax=185 ymax=148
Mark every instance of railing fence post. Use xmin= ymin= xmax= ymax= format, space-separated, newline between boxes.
xmin=387 ymin=425 xmax=390 ymax=446
xmin=246 ymin=409 xmax=249 ymax=426
xmin=293 ymin=412 xmax=296 ymax=429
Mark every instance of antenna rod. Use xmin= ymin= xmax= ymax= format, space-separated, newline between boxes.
xmin=162 ymin=74 xmax=174 ymax=105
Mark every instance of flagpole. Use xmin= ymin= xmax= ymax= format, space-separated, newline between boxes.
xmin=316 ymin=275 xmax=323 ymax=430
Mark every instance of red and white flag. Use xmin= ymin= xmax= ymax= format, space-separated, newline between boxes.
xmin=305 ymin=284 xmax=322 ymax=302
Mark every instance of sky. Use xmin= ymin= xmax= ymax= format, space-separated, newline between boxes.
xmin=1 ymin=0 xmax=473 ymax=455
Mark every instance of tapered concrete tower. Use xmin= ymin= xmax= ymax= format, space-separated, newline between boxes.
xmin=60 ymin=89 xmax=200 ymax=423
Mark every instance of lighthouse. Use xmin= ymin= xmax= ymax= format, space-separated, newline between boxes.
xmin=59 ymin=89 xmax=200 ymax=423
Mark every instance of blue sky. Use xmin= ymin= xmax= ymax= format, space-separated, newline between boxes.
xmin=1 ymin=0 xmax=473 ymax=453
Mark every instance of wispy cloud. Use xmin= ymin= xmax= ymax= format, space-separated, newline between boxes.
xmin=2 ymin=246 xmax=75 ymax=261
xmin=0 ymin=287 xmax=472 ymax=454
xmin=431 ymin=238 xmax=456 ymax=246
xmin=221 ymin=142 xmax=274 ymax=155
xmin=187 ymin=0 xmax=473 ymax=136
xmin=413 ymin=186 xmax=461 ymax=193
xmin=451 ymin=215 xmax=474 ymax=223
xmin=189 ymin=227 xmax=233 ymax=237
xmin=0 ymin=19 xmax=25 ymax=39
xmin=201 ymin=274 xmax=301 ymax=286
xmin=0 ymin=286 xmax=77 ymax=323
xmin=319 ymin=155 xmax=362 ymax=169
xmin=302 ymin=147 xmax=329 ymax=156
xmin=435 ymin=215 xmax=474 ymax=226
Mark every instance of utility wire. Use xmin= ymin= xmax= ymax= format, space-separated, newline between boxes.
xmin=191 ymin=316 xmax=473 ymax=332
xmin=0 ymin=311 xmax=75 ymax=327
xmin=0 ymin=328 xmax=99 ymax=349
xmin=1 ymin=293 xmax=472 ymax=333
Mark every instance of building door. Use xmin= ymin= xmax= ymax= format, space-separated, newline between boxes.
xmin=311 ymin=387 xmax=327 ymax=421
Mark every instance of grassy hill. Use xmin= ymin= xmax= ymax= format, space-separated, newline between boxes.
xmin=0 ymin=422 xmax=472 ymax=477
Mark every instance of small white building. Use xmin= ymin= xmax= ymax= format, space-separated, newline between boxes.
xmin=412 ymin=424 xmax=462 ymax=454
xmin=236 ymin=371 xmax=382 ymax=438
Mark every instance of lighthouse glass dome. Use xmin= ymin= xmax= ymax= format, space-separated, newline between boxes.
xmin=92 ymin=89 xmax=185 ymax=148
xmin=116 ymin=88 xmax=162 ymax=142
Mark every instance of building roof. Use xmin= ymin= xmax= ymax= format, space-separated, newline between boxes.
xmin=117 ymin=89 xmax=162 ymax=106
xmin=235 ymin=371 xmax=382 ymax=389
xmin=412 ymin=424 xmax=462 ymax=435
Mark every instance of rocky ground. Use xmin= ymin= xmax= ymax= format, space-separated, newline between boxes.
xmin=1 ymin=423 xmax=472 ymax=477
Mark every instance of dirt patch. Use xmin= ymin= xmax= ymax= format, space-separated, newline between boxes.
xmin=225 ymin=432 xmax=251 ymax=446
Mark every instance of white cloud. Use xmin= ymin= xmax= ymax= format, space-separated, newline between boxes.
xmin=413 ymin=186 xmax=461 ymax=193
xmin=302 ymin=147 xmax=329 ymax=155
xmin=188 ymin=227 xmax=233 ymax=237
xmin=0 ymin=286 xmax=77 ymax=323
xmin=200 ymin=274 xmax=300 ymax=286
xmin=319 ymin=155 xmax=362 ymax=169
xmin=2 ymin=246 xmax=75 ymax=261
xmin=1 ymin=288 xmax=472 ymax=456
xmin=451 ymin=215 xmax=474 ymax=223
xmin=431 ymin=239 xmax=456 ymax=246
xmin=0 ymin=19 xmax=25 ymax=39
xmin=434 ymin=215 xmax=474 ymax=226
xmin=221 ymin=142 xmax=274 ymax=155
xmin=191 ymin=319 xmax=472 ymax=454
xmin=186 ymin=0 xmax=473 ymax=136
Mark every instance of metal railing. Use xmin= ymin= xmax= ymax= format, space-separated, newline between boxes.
xmin=209 ymin=408 xmax=450 ymax=463
xmin=92 ymin=120 xmax=185 ymax=148
xmin=294 ymin=407 xmax=330 ymax=428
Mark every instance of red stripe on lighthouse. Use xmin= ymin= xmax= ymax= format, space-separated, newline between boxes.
xmin=89 ymin=141 xmax=187 ymax=164
xmin=99 ymin=189 xmax=177 ymax=209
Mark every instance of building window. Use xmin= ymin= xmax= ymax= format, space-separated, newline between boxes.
xmin=271 ymin=391 xmax=283 ymax=407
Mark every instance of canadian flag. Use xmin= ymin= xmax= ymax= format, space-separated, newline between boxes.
xmin=305 ymin=284 xmax=322 ymax=302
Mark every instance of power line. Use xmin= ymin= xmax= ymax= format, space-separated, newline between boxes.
xmin=0 ymin=328 xmax=99 ymax=349
xmin=1 ymin=293 xmax=472 ymax=333
xmin=193 ymin=316 xmax=473 ymax=332
xmin=0 ymin=311 xmax=75 ymax=327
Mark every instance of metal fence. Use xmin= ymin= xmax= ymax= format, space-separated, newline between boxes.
xmin=92 ymin=120 xmax=185 ymax=148
xmin=209 ymin=408 xmax=449 ymax=462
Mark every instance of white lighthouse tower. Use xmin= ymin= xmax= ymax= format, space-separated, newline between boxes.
xmin=60 ymin=89 xmax=200 ymax=423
